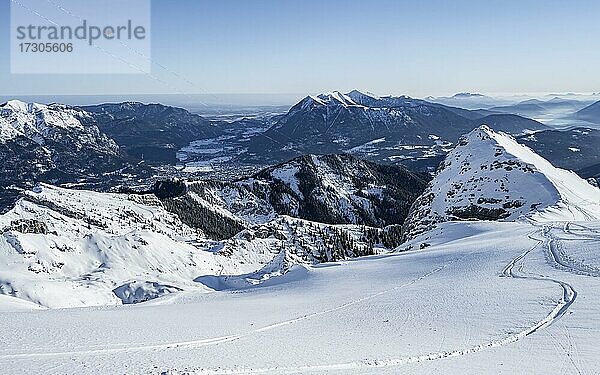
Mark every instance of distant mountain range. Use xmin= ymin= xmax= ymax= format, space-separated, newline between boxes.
xmin=83 ymin=102 xmax=220 ymax=163
xmin=487 ymin=97 xmax=592 ymax=119
xmin=243 ymin=90 xmax=549 ymax=170
xmin=425 ymin=92 xmax=507 ymax=109
xmin=1 ymin=94 xmax=597 ymax=216
xmin=575 ymin=100 xmax=600 ymax=124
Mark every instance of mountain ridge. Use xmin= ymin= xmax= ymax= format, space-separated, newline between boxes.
xmin=244 ymin=90 xmax=550 ymax=170
xmin=575 ymin=100 xmax=600 ymax=124
xmin=402 ymin=125 xmax=600 ymax=240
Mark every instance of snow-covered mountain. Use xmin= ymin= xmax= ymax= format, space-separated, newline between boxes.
xmin=159 ymin=154 xmax=428 ymax=240
xmin=0 ymin=100 xmax=89 ymax=144
xmin=0 ymin=100 xmax=132 ymax=211
xmin=0 ymin=100 xmax=120 ymax=151
xmin=242 ymin=154 xmax=428 ymax=226
xmin=402 ymin=125 xmax=600 ymax=239
xmin=244 ymin=91 xmax=549 ymax=171
xmin=0 ymin=181 xmax=395 ymax=308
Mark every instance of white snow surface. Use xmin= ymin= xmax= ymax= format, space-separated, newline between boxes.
xmin=0 ymin=183 xmax=380 ymax=309
xmin=0 ymin=184 xmax=277 ymax=308
xmin=269 ymin=164 xmax=303 ymax=198
xmin=1 ymin=220 xmax=600 ymax=374
xmin=1 ymin=124 xmax=600 ymax=373
xmin=0 ymin=100 xmax=87 ymax=144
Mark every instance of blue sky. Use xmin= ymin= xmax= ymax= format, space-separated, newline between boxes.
xmin=1 ymin=0 xmax=599 ymax=98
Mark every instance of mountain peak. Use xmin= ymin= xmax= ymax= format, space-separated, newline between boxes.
xmin=317 ymin=91 xmax=360 ymax=107
xmin=295 ymin=91 xmax=362 ymax=110
xmin=346 ymin=90 xmax=381 ymax=105
xmin=402 ymin=126 xmax=600 ymax=239
xmin=0 ymin=99 xmax=86 ymax=144
xmin=2 ymin=99 xmax=31 ymax=112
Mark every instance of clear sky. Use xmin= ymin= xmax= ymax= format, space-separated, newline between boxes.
xmin=1 ymin=0 xmax=599 ymax=98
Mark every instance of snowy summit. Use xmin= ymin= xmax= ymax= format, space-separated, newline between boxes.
xmin=403 ymin=125 xmax=600 ymax=239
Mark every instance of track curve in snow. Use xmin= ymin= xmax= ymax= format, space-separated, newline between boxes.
xmin=167 ymin=228 xmax=580 ymax=375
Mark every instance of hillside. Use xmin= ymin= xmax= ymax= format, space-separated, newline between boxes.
xmin=160 ymin=154 xmax=428 ymax=240
xmin=518 ymin=127 xmax=600 ymax=171
xmin=402 ymin=125 xmax=600 ymax=239
xmin=244 ymin=91 xmax=549 ymax=170
xmin=575 ymin=100 xmax=600 ymax=124
xmin=83 ymin=102 xmax=221 ymax=163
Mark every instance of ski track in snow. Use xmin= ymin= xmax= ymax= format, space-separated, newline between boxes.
xmin=543 ymin=224 xmax=600 ymax=277
xmin=172 ymin=227 xmax=580 ymax=375
xmin=0 ymin=224 xmax=591 ymax=374
xmin=0 ymin=260 xmax=453 ymax=360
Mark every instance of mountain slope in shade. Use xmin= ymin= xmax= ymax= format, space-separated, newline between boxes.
xmin=0 ymin=100 xmax=132 ymax=211
xmin=575 ymin=100 xmax=600 ymax=124
xmin=578 ymin=162 xmax=600 ymax=187
xmin=159 ymin=154 xmax=428 ymax=240
xmin=518 ymin=127 xmax=600 ymax=171
xmin=241 ymin=154 xmax=429 ymax=227
xmin=478 ymin=114 xmax=550 ymax=135
xmin=83 ymin=102 xmax=221 ymax=163
xmin=244 ymin=91 xmax=549 ymax=169
xmin=402 ymin=125 xmax=600 ymax=239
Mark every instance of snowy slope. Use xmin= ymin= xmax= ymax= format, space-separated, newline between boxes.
xmin=403 ymin=125 xmax=600 ymax=239
xmin=185 ymin=180 xmax=277 ymax=225
xmin=0 ymin=184 xmax=277 ymax=308
xmin=0 ymin=181 xmax=394 ymax=308
xmin=2 ymin=220 xmax=600 ymax=374
xmin=0 ymin=100 xmax=88 ymax=144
